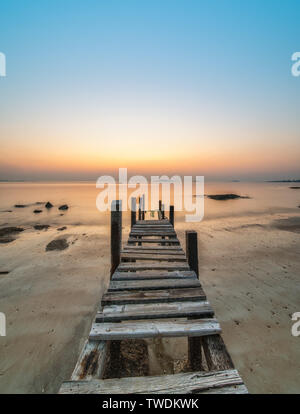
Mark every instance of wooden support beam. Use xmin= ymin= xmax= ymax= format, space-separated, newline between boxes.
xmin=185 ymin=230 xmax=199 ymax=278
xmin=141 ymin=194 xmax=145 ymax=220
xmin=138 ymin=197 xmax=142 ymax=221
xmin=169 ymin=205 xmax=174 ymax=226
xmin=71 ymin=340 xmax=108 ymax=381
xmin=130 ymin=197 xmax=136 ymax=228
xmin=201 ymin=334 xmax=235 ymax=371
xmin=188 ymin=315 xmax=203 ymax=371
xmin=110 ymin=200 xmax=122 ymax=278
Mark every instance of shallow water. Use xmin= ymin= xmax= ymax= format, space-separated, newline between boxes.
xmin=0 ymin=181 xmax=299 ymax=229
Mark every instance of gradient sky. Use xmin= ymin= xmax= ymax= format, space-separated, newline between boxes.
xmin=0 ymin=0 xmax=299 ymax=181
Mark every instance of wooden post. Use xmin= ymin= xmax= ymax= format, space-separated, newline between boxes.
xmin=131 ymin=197 xmax=136 ymax=228
xmin=185 ymin=230 xmax=199 ymax=278
xmin=188 ymin=316 xmax=203 ymax=371
xmin=110 ymin=200 xmax=122 ymax=278
xmin=186 ymin=230 xmax=201 ymax=370
xmin=169 ymin=205 xmax=174 ymax=226
xmin=161 ymin=204 xmax=165 ymax=219
xmin=141 ymin=194 xmax=145 ymax=220
xmin=138 ymin=197 xmax=142 ymax=221
xmin=159 ymin=200 xmax=162 ymax=211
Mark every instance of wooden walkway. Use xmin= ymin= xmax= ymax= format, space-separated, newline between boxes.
xmin=59 ymin=203 xmax=247 ymax=394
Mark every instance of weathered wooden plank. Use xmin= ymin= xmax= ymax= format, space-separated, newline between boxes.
xmin=71 ymin=340 xmax=108 ymax=381
xmin=117 ymin=262 xmax=189 ymax=272
xmin=201 ymin=334 xmax=234 ymax=371
xmin=112 ymin=270 xmax=197 ymax=281
xmin=133 ymin=225 xmax=173 ymax=228
xmin=136 ymin=220 xmax=170 ymax=225
xmin=122 ymin=249 xmax=185 ymax=256
xmin=130 ymin=231 xmax=176 ymax=236
xmin=96 ymin=300 xmax=214 ymax=322
xmin=108 ymin=278 xmax=200 ymax=292
xmin=59 ymin=369 xmax=244 ymax=394
xmin=128 ymin=237 xmax=180 ymax=244
xmin=89 ymin=318 xmax=221 ymax=340
xmin=132 ymin=227 xmax=174 ymax=231
xmin=121 ymin=253 xmax=187 ymax=262
xmin=200 ymin=384 xmax=248 ymax=394
xmin=123 ymin=245 xmax=183 ymax=251
xmin=101 ymin=287 xmax=206 ymax=306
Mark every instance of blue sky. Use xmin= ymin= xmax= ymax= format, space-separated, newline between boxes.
xmin=0 ymin=0 xmax=299 ymax=180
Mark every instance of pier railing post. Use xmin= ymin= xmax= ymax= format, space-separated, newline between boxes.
xmin=110 ymin=200 xmax=122 ymax=278
xmin=185 ymin=230 xmax=199 ymax=278
xmin=138 ymin=197 xmax=142 ymax=221
xmin=141 ymin=194 xmax=145 ymax=220
xmin=169 ymin=205 xmax=174 ymax=226
xmin=131 ymin=197 xmax=136 ymax=228
xmin=185 ymin=230 xmax=201 ymax=370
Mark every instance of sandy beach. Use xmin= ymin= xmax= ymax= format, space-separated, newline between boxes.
xmin=0 ymin=182 xmax=299 ymax=393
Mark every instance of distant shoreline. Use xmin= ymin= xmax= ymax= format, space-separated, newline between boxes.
xmin=265 ymin=180 xmax=300 ymax=183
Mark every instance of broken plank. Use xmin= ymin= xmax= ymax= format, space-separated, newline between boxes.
xmin=96 ymin=300 xmax=214 ymax=322
xmin=108 ymin=278 xmax=200 ymax=291
xmin=101 ymin=287 xmax=206 ymax=306
xmin=59 ymin=369 xmax=245 ymax=394
xmin=89 ymin=318 xmax=221 ymax=340
xmin=112 ymin=270 xmax=196 ymax=281
xmin=71 ymin=340 xmax=108 ymax=381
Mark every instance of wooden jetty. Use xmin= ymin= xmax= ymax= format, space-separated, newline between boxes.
xmin=59 ymin=199 xmax=248 ymax=394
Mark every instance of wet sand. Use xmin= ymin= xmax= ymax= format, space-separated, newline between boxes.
xmin=0 ymin=209 xmax=299 ymax=393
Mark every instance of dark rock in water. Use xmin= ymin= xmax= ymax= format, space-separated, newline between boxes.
xmin=58 ymin=204 xmax=69 ymax=210
xmin=0 ymin=227 xmax=24 ymax=243
xmin=45 ymin=201 xmax=53 ymax=209
xmin=46 ymin=238 xmax=69 ymax=251
xmin=14 ymin=204 xmax=27 ymax=208
xmin=289 ymin=186 xmax=300 ymax=189
xmin=207 ymin=194 xmax=249 ymax=201
xmin=34 ymin=225 xmax=50 ymax=231
xmin=0 ymin=227 xmax=24 ymax=237
xmin=33 ymin=209 xmax=43 ymax=214
xmin=57 ymin=226 xmax=67 ymax=231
